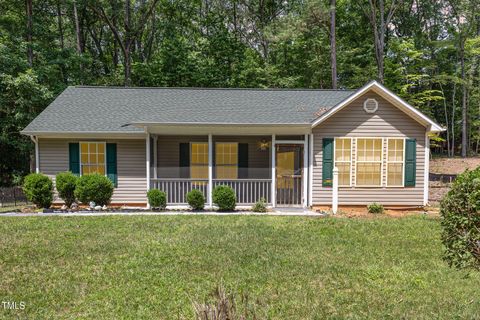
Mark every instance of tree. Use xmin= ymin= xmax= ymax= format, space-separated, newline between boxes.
xmin=330 ymin=0 xmax=337 ymax=88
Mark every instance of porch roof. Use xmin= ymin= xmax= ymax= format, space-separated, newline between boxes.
xmin=21 ymin=86 xmax=354 ymax=135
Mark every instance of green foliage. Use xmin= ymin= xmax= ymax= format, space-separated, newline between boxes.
xmin=252 ymin=198 xmax=268 ymax=213
xmin=147 ymin=189 xmax=167 ymax=210
xmin=55 ymin=172 xmax=78 ymax=207
xmin=440 ymin=168 xmax=480 ymax=270
xmin=74 ymin=174 xmax=114 ymax=206
xmin=212 ymin=185 xmax=236 ymax=211
xmin=186 ymin=189 xmax=205 ymax=210
xmin=367 ymin=203 xmax=384 ymax=214
xmin=22 ymin=173 xmax=53 ymax=208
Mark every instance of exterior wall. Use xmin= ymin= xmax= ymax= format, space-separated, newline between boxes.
xmin=39 ymin=138 xmax=147 ymax=205
xmin=156 ymin=135 xmax=271 ymax=179
xmin=312 ymin=91 xmax=427 ymax=206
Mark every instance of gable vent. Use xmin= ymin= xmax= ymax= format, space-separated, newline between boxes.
xmin=363 ymin=98 xmax=378 ymax=113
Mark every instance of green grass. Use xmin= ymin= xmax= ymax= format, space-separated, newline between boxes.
xmin=1 ymin=215 xmax=479 ymax=319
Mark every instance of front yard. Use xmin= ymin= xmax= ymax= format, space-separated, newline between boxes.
xmin=1 ymin=215 xmax=479 ymax=319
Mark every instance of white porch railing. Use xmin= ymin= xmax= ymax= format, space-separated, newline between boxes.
xmin=213 ymin=179 xmax=271 ymax=204
xmin=150 ymin=178 xmax=208 ymax=204
xmin=150 ymin=178 xmax=272 ymax=205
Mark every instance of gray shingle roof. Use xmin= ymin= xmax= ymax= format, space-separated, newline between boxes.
xmin=21 ymin=86 xmax=355 ymax=134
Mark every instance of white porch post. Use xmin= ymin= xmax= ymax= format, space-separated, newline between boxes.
xmin=332 ymin=167 xmax=339 ymax=214
xmin=303 ymin=134 xmax=308 ymax=207
xmin=208 ymin=134 xmax=213 ymax=207
xmin=146 ymin=131 xmax=151 ymax=209
xmin=153 ymin=135 xmax=158 ymax=180
xmin=271 ymin=134 xmax=276 ymax=207
xmin=31 ymin=136 xmax=39 ymax=173
xmin=308 ymin=133 xmax=314 ymax=207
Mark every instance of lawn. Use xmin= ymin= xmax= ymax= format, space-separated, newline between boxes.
xmin=1 ymin=215 xmax=479 ymax=319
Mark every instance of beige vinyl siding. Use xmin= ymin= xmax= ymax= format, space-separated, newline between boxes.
xmin=39 ymin=138 xmax=147 ymax=204
xmin=156 ymin=135 xmax=271 ymax=179
xmin=312 ymin=91 xmax=426 ymax=206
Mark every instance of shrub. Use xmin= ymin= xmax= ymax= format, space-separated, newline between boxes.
xmin=441 ymin=168 xmax=480 ymax=270
xmin=55 ymin=172 xmax=78 ymax=207
xmin=252 ymin=198 xmax=267 ymax=213
xmin=75 ymin=174 xmax=114 ymax=206
xmin=186 ymin=189 xmax=205 ymax=210
xmin=212 ymin=185 xmax=236 ymax=211
xmin=22 ymin=173 xmax=53 ymax=208
xmin=147 ymin=189 xmax=167 ymax=209
xmin=367 ymin=202 xmax=384 ymax=214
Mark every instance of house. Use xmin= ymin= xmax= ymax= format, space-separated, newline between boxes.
xmin=21 ymin=81 xmax=443 ymax=209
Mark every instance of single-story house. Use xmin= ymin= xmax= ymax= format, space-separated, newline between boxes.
xmin=21 ymin=80 xmax=443 ymax=209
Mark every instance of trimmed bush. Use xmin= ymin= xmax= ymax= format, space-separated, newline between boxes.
xmin=186 ymin=189 xmax=205 ymax=210
xmin=147 ymin=189 xmax=167 ymax=209
xmin=23 ymin=173 xmax=53 ymax=208
xmin=441 ymin=168 xmax=480 ymax=270
xmin=367 ymin=202 xmax=384 ymax=214
xmin=75 ymin=173 xmax=114 ymax=206
xmin=212 ymin=185 xmax=236 ymax=211
xmin=252 ymin=198 xmax=267 ymax=213
xmin=55 ymin=172 xmax=78 ymax=207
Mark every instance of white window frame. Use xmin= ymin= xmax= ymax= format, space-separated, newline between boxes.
xmin=79 ymin=141 xmax=107 ymax=176
xmin=354 ymin=137 xmax=384 ymax=187
xmin=215 ymin=142 xmax=239 ymax=180
xmin=334 ymin=138 xmax=353 ymax=187
xmin=386 ymin=138 xmax=406 ymax=187
xmin=190 ymin=142 xmax=209 ymax=179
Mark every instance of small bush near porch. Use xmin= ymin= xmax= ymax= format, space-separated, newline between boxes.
xmin=1 ymin=216 xmax=479 ymax=318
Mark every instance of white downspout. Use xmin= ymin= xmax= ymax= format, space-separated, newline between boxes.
xmin=30 ymin=135 xmax=39 ymax=173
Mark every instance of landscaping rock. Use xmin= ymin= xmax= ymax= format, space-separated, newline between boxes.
xmin=60 ymin=205 xmax=68 ymax=211
xmin=94 ymin=205 xmax=102 ymax=211
xmin=102 ymin=205 xmax=108 ymax=211
xmin=70 ymin=203 xmax=79 ymax=211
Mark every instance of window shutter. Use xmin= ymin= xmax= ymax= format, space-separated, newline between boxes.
xmin=404 ymin=139 xmax=416 ymax=187
xmin=322 ymin=138 xmax=334 ymax=187
xmin=179 ymin=143 xmax=190 ymax=178
xmin=69 ymin=143 xmax=80 ymax=175
xmin=106 ymin=143 xmax=117 ymax=187
xmin=238 ymin=143 xmax=248 ymax=178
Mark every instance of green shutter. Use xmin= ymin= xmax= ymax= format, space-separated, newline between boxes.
xmin=69 ymin=143 xmax=80 ymax=175
xmin=404 ymin=139 xmax=416 ymax=187
xmin=322 ymin=138 xmax=334 ymax=187
xmin=238 ymin=143 xmax=249 ymax=178
xmin=179 ymin=143 xmax=190 ymax=178
xmin=106 ymin=143 xmax=117 ymax=187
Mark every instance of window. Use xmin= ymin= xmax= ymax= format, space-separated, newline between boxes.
xmin=216 ymin=143 xmax=238 ymax=179
xmin=190 ymin=143 xmax=208 ymax=179
xmin=334 ymin=138 xmax=351 ymax=186
xmin=80 ymin=142 xmax=105 ymax=175
xmin=387 ymin=139 xmax=404 ymax=186
xmin=356 ymin=138 xmax=382 ymax=186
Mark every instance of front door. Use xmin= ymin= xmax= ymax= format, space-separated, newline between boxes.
xmin=276 ymin=144 xmax=303 ymax=206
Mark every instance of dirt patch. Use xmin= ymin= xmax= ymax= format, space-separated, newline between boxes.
xmin=312 ymin=205 xmax=437 ymax=218
xmin=430 ymin=157 xmax=480 ymax=175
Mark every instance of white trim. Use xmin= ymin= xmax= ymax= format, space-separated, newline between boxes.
xmin=153 ymin=135 xmax=158 ymax=179
xmin=275 ymin=140 xmax=306 ymax=144
xmin=311 ymin=81 xmax=444 ymax=132
xmin=303 ymin=134 xmax=308 ymax=207
xmin=354 ymin=137 xmax=384 ymax=187
xmin=271 ymin=134 xmax=276 ymax=207
xmin=333 ymin=137 xmax=353 ymax=187
xmin=363 ymin=98 xmax=378 ymax=113
xmin=30 ymin=136 xmax=40 ymax=173
xmin=308 ymin=134 xmax=313 ymax=207
xmin=146 ymin=134 xmax=150 ymax=194
xmin=208 ymin=134 xmax=213 ymax=207
xmin=78 ymin=141 xmax=107 ymax=176
xmin=385 ymin=138 xmax=406 ymax=187
xmin=424 ymin=132 xmax=430 ymax=206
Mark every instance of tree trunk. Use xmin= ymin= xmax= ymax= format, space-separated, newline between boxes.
xmin=25 ymin=0 xmax=33 ymax=67
xmin=56 ymin=1 xmax=64 ymax=50
xmin=124 ymin=0 xmax=132 ymax=86
xmin=460 ymin=37 xmax=467 ymax=157
xmin=330 ymin=0 xmax=337 ymax=89
xmin=73 ymin=0 xmax=82 ymax=54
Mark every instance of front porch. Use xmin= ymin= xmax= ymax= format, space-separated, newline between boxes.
xmin=146 ymin=134 xmax=312 ymax=208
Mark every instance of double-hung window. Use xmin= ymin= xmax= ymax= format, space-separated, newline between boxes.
xmin=387 ymin=139 xmax=404 ymax=186
xmin=190 ymin=142 xmax=208 ymax=179
xmin=356 ymin=138 xmax=383 ymax=186
xmin=80 ymin=142 xmax=105 ymax=175
xmin=215 ymin=143 xmax=238 ymax=179
xmin=334 ymin=138 xmax=352 ymax=186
